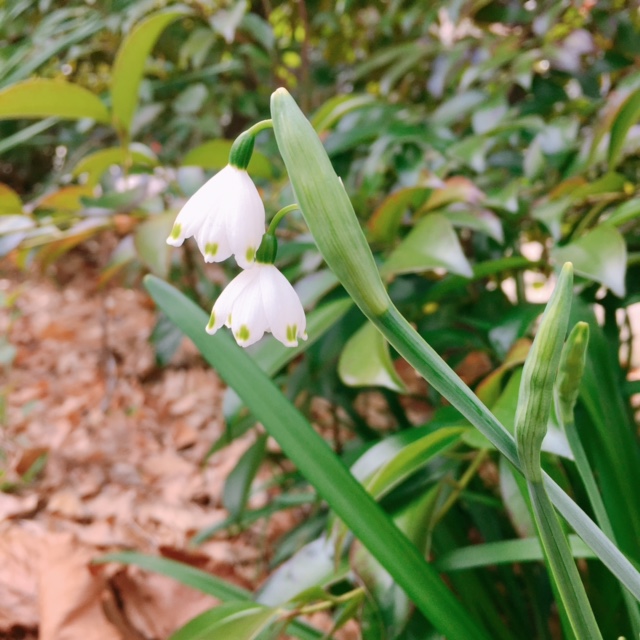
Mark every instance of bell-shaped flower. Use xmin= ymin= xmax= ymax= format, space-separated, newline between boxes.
xmin=166 ymin=165 xmax=265 ymax=269
xmin=206 ymin=263 xmax=307 ymax=348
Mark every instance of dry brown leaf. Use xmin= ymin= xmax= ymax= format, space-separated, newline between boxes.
xmin=0 ymin=524 xmax=41 ymax=630
xmin=112 ymin=567 xmax=217 ymax=639
xmin=0 ymin=493 xmax=38 ymax=521
xmin=38 ymin=533 xmax=121 ymax=640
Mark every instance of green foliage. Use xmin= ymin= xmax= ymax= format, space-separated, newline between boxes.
xmin=3 ymin=1 xmax=640 ymax=638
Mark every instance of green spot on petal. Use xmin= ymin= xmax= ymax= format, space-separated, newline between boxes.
xmin=246 ymin=246 xmax=256 ymax=263
xmin=286 ymin=324 xmax=297 ymax=343
xmin=206 ymin=311 xmax=216 ymax=331
xmin=236 ymin=325 xmax=250 ymax=342
xmin=169 ymin=223 xmax=182 ymax=239
xmin=205 ymin=242 xmax=219 ymax=257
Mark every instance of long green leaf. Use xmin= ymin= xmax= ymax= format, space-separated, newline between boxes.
xmin=111 ymin=7 xmax=191 ymax=134
xmin=608 ymin=88 xmax=640 ymax=168
xmin=96 ymin=551 xmax=322 ymax=640
xmin=0 ymin=79 xmax=110 ymax=123
xmin=144 ymin=274 xmax=494 ymax=640
xmin=170 ymin=602 xmax=277 ymax=640
xmin=223 ymin=434 xmax=267 ymax=520
xmin=436 ymin=535 xmax=596 ymax=572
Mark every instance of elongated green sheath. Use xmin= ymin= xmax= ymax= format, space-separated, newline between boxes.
xmin=515 ymin=263 xmax=573 ymax=482
xmin=271 ymin=88 xmax=389 ymax=316
xmin=271 ymin=88 xmax=490 ymax=639
xmin=269 ymin=88 xmax=640 ymax=605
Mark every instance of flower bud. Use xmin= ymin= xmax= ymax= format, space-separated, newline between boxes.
xmin=556 ymin=321 xmax=590 ymax=424
xmin=270 ymin=88 xmax=390 ymax=317
xmin=515 ymin=263 xmax=574 ymax=482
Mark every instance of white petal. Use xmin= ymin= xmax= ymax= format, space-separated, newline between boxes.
xmin=225 ymin=170 xmax=266 ymax=269
xmin=206 ymin=269 xmax=255 ymax=335
xmin=171 ymin=168 xmax=230 ymax=240
xmin=194 ymin=203 xmax=232 ymax=263
xmin=259 ymin=265 xmax=307 ymax=347
xmin=166 ymin=165 xmax=265 ymax=267
xmin=228 ymin=271 xmax=268 ymax=347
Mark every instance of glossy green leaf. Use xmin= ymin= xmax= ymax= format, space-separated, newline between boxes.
xmin=0 ymin=79 xmax=109 ymax=123
xmin=609 ymin=87 xmax=640 ymax=168
xmin=0 ymin=117 xmax=58 ymax=155
xmin=569 ymin=173 xmax=626 ymax=203
xmin=257 ymin=536 xmax=339 ymax=606
xmin=381 ymin=213 xmax=473 ymax=278
xmin=311 ymin=94 xmax=376 ymax=132
xmin=71 ymin=145 xmax=157 ymax=186
xmin=170 ymin=602 xmax=277 ymax=640
xmin=436 ymin=535 xmax=596 ymax=572
xmin=533 ymin=197 xmax=572 ymax=240
xmin=338 ymin=321 xmax=407 ymax=392
xmin=431 ymin=90 xmax=486 ymax=125
xmin=97 ymin=551 xmax=250 ymax=599
xmin=194 ymin=493 xmax=316 ymax=544
xmin=182 ymin=139 xmax=273 ymax=179
xmin=0 ymin=185 xmax=22 ymax=215
xmin=353 ymin=487 xmax=441 ymax=639
xmin=111 ymin=7 xmax=191 ymax=134
xmin=444 ymin=208 xmax=504 ymax=243
xmin=223 ymin=434 xmax=267 ymax=520
xmin=551 ymin=225 xmax=627 ymax=297
xmin=364 ymin=427 xmax=464 ymax=500
xmin=209 ymin=0 xmax=247 ymax=43
xmin=367 ymin=187 xmax=430 ymax=243
xmin=133 ymin=212 xmax=175 ymax=278
xmin=606 ymin=198 xmax=640 ymax=227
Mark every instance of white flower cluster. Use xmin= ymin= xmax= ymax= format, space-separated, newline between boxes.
xmin=167 ymin=163 xmax=307 ymax=348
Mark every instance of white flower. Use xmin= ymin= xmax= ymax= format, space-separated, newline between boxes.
xmin=206 ymin=263 xmax=308 ymax=348
xmin=166 ymin=165 xmax=265 ymax=269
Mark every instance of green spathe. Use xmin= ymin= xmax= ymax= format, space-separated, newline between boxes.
xmin=270 ymin=88 xmax=389 ymax=316
xmin=556 ymin=321 xmax=589 ymax=419
xmin=515 ymin=262 xmax=574 ymax=483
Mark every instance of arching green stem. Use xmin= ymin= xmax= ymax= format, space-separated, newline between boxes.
xmin=268 ymin=204 xmax=299 ymax=236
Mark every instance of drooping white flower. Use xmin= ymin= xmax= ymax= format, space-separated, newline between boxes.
xmin=166 ymin=165 xmax=265 ymax=269
xmin=206 ymin=263 xmax=307 ymax=348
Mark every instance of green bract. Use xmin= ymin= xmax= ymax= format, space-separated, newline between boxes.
xmin=270 ymin=88 xmax=390 ymax=317
xmin=515 ymin=262 xmax=574 ymax=483
xmin=556 ymin=321 xmax=590 ymax=424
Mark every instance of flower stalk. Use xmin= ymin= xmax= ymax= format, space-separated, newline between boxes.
xmin=269 ymin=87 xmax=640 ymax=611
xmin=271 ymin=88 xmax=390 ymax=316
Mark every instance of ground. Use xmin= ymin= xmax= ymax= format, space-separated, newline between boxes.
xmin=0 ymin=250 xmax=313 ymax=639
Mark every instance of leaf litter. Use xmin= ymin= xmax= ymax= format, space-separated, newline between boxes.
xmin=0 ymin=253 xmax=311 ymax=639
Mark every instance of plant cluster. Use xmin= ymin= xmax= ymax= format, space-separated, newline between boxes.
xmin=2 ymin=1 xmax=640 ymax=638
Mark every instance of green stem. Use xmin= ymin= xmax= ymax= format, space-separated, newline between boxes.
xmin=268 ymin=204 xmax=299 ymax=236
xmin=372 ymin=304 xmax=640 ymax=603
xmin=528 ymin=481 xmax=603 ymax=639
xmin=435 ymin=449 xmax=489 ymax=525
xmin=146 ymin=277 xmax=495 ymax=640
xmin=247 ymin=118 xmax=273 ymax=137
xmin=563 ymin=418 xmax=640 ymax=635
